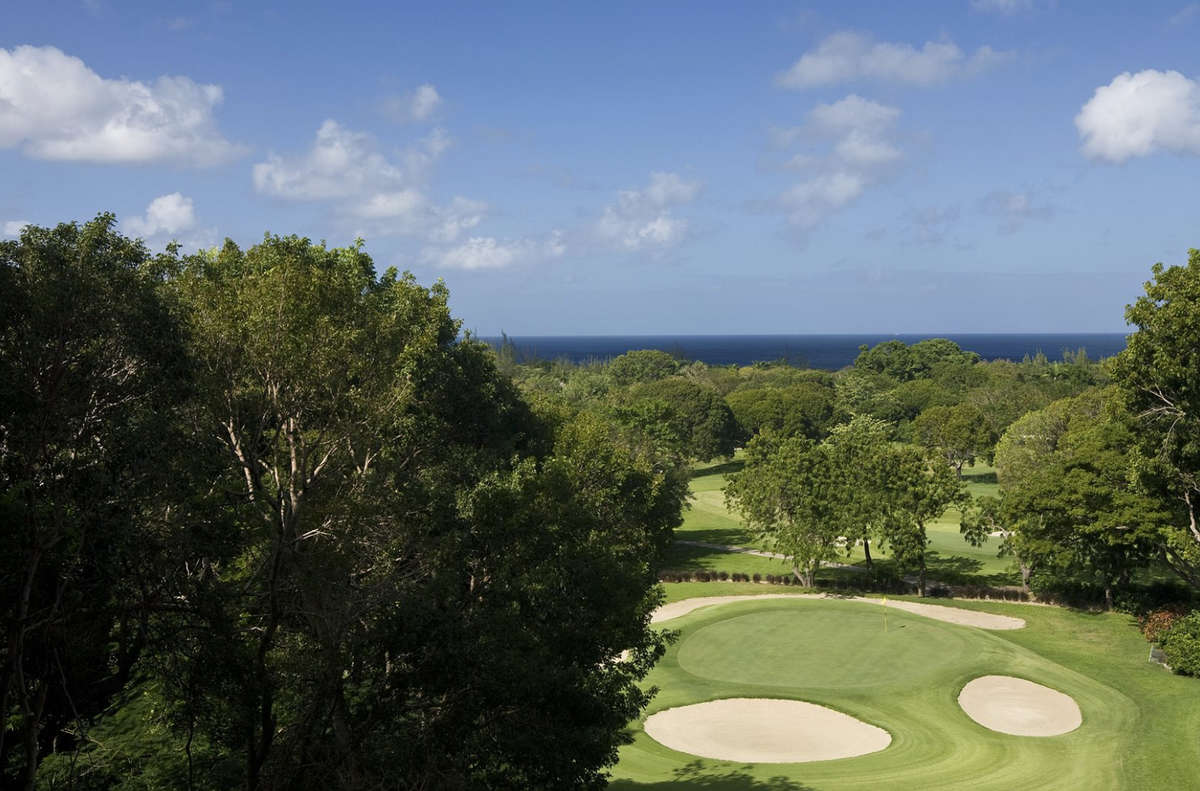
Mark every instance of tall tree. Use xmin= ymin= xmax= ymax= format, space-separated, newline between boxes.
xmin=0 ymin=217 xmax=191 ymax=789
xmin=724 ymin=435 xmax=845 ymax=587
xmin=913 ymin=403 xmax=995 ymax=476
xmin=878 ymin=447 xmax=968 ymax=596
xmin=162 ymin=234 xmax=686 ymax=789
xmin=1114 ymin=249 xmax=1200 ymax=590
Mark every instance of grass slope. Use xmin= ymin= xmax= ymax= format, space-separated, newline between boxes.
xmin=612 ymin=593 xmax=1200 ymax=790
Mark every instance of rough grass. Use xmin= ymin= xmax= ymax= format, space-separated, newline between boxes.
xmin=612 ymin=593 xmax=1200 ymax=790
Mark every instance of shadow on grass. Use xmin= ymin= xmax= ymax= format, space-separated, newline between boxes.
xmin=611 ymin=760 xmax=815 ymax=791
xmin=693 ymin=458 xmax=746 ymax=479
xmin=924 ymin=551 xmax=1018 ymax=586
xmin=962 ymin=469 xmax=998 ymax=486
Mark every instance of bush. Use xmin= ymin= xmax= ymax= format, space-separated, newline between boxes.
xmin=1140 ymin=605 xmax=1191 ymax=643
xmin=1161 ymin=612 xmax=1200 ymax=676
xmin=717 ymin=571 xmax=729 ymax=581
xmin=752 ymin=573 xmax=761 ymax=583
xmin=765 ymin=574 xmax=776 ymax=584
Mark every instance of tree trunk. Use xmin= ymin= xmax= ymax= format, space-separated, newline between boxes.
xmin=1104 ymin=585 xmax=1113 ymax=611
xmin=918 ymin=552 xmax=927 ymax=597
xmin=862 ymin=539 xmax=873 ymax=569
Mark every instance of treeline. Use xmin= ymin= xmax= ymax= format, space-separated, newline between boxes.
xmin=1 ymin=217 xmax=691 ymax=790
xmin=503 ymin=263 xmax=1200 ymax=675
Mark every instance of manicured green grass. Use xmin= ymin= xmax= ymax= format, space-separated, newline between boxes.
xmin=612 ymin=593 xmax=1200 ymax=790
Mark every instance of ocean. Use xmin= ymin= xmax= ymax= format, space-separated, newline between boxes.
xmin=484 ymin=333 xmax=1129 ymax=371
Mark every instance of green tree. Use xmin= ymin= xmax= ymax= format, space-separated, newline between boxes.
xmin=822 ymin=416 xmax=893 ymax=569
xmin=0 ymin=217 xmax=192 ymax=789
xmin=912 ymin=403 xmax=995 ymax=475
xmin=160 ymin=234 xmax=685 ymax=790
xmin=620 ymin=378 xmax=739 ymax=461
xmin=1114 ymin=249 xmax=1200 ymax=590
xmin=606 ymin=349 xmax=679 ymax=386
xmin=725 ymin=383 xmax=836 ymax=441
xmin=878 ymin=447 xmax=969 ymax=596
xmin=724 ymin=434 xmax=845 ymax=587
xmin=989 ymin=389 xmax=1167 ymax=606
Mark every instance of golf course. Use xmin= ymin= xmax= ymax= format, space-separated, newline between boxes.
xmin=610 ymin=589 xmax=1200 ymax=789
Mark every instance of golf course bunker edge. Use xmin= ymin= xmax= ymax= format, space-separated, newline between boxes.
xmin=957 ymin=675 xmax=1082 ymax=736
xmin=642 ymin=698 xmax=891 ymax=763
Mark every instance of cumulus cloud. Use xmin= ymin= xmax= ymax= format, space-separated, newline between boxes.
xmin=253 ymin=120 xmax=448 ymax=200
xmin=773 ymin=95 xmax=902 ymax=230
xmin=776 ymin=32 xmax=1007 ymax=88
xmin=979 ymin=190 xmax=1053 ymax=233
xmin=252 ymin=120 xmax=482 ymax=242
xmin=3 ymin=220 xmax=30 ymax=237
xmin=0 ymin=45 xmax=240 ymax=165
xmin=423 ymin=231 xmax=566 ymax=270
xmin=593 ymin=172 xmax=701 ymax=251
xmin=124 ymin=193 xmax=196 ymax=238
xmin=382 ymin=83 xmax=443 ymax=123
xmin=1076 ymin=70 xmax=1200 ymax=162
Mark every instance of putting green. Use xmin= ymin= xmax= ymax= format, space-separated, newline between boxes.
xmin=678 ymin=607 xmax=972 ymax=689
xmin=611 ymin=595 xmax=1179 ymax=790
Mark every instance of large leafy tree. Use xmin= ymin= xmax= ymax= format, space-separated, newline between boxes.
xmin=877 ymin=446 xmax=968 ymax=596
xmin=982 ymin=388 xmax=1167 ymax=605
xmin=0 ymin=217 xmax=192 ymax=789
xmin=618 ymin=378 xmax=738 ymax=462
xmin=159 ymin=234 xmax=685 ymax=790
xmin=913 ymin=402 xmax=995 ymax=476
xmin=725 ymin=382 xmax=836 ymax=442
xmin=1114 ymin=249 xmax=1200 ymax=590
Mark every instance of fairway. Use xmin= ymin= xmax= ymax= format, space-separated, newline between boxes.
xmin=611 ymin=593 xmax=1200 ymax=790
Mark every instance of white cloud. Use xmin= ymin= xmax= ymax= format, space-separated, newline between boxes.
xmin=253 ymin=120 xmax=444 ymax=200
xmin=1076 ymin=70 xmax=1200 ymax=162
xmin=253 ymin=119 xmax=493 ymax=243
xmin=809 ymin=94 xmax=901 ymax=132
xmin=382 ymin=83 xmax=443 ymax=123
xmin=776 ymin=32 xmax=1006 ymax=88
xmin=773 ymin=95 xmax=903 ymax=230
xmin=0 ymin=45 xmax=239 ymax=165
xmin=593 ymin=171 xmax=701 ymax=252
xmin=423 ymin=231 xmax=566 ymax=270
xmin=970 ymin=0 xmax=1033 ymax=13
xmin=979 ymin=190 xmax=1053 ymax=233
xmin=3 ymin=220 xmax=30 ymax=237
xmin=124 ymin=193 xmax=196 ymax=238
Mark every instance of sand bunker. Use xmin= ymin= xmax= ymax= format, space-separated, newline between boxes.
xmin=643 ymin=698 xmax=891 ymax=763
xmin=652 ymin=594 xmax=1025 ymax=630
xmin=957 ymin=675 xmax=1081 ymax=736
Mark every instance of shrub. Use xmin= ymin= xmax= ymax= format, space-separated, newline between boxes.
xmin=765 ymin=574 xmax=776 ymax=584
xmin=1161 ymin=612 xmax=1200 ymax=676
xmin=717 ymin=571 xmax=729 ymax=581
xmin=752 ymin=573 xmax=761 ymax=583
xmin=1140 ymin=605 xmax=1191 ymax=643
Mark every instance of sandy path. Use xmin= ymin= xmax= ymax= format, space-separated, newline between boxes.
xmin=957 ymin=675 xmax=1081 ymax=736
xmin=643 ymin=698 xmax=891 ymax=763
xmin=651 ymin=593 xmax=1025 ymax=630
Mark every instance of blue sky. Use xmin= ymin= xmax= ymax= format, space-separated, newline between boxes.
xmin=3 ymin=0 xmax=1200 ymax=334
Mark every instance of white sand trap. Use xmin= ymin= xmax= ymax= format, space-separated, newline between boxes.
xmin=644 ymin=698 xmax=891 ymax=763
xmin=652 ymin=594 xmax=1025 ymax=630
xmin=958 ymin=675 xmax=1082 ymax=736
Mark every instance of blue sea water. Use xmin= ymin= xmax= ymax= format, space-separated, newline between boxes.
xmin=484 ymin=333 xmax=1128 ymax=370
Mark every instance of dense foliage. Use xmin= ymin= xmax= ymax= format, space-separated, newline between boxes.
xmin=1 ymin=220 xmax=688 ymax=790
